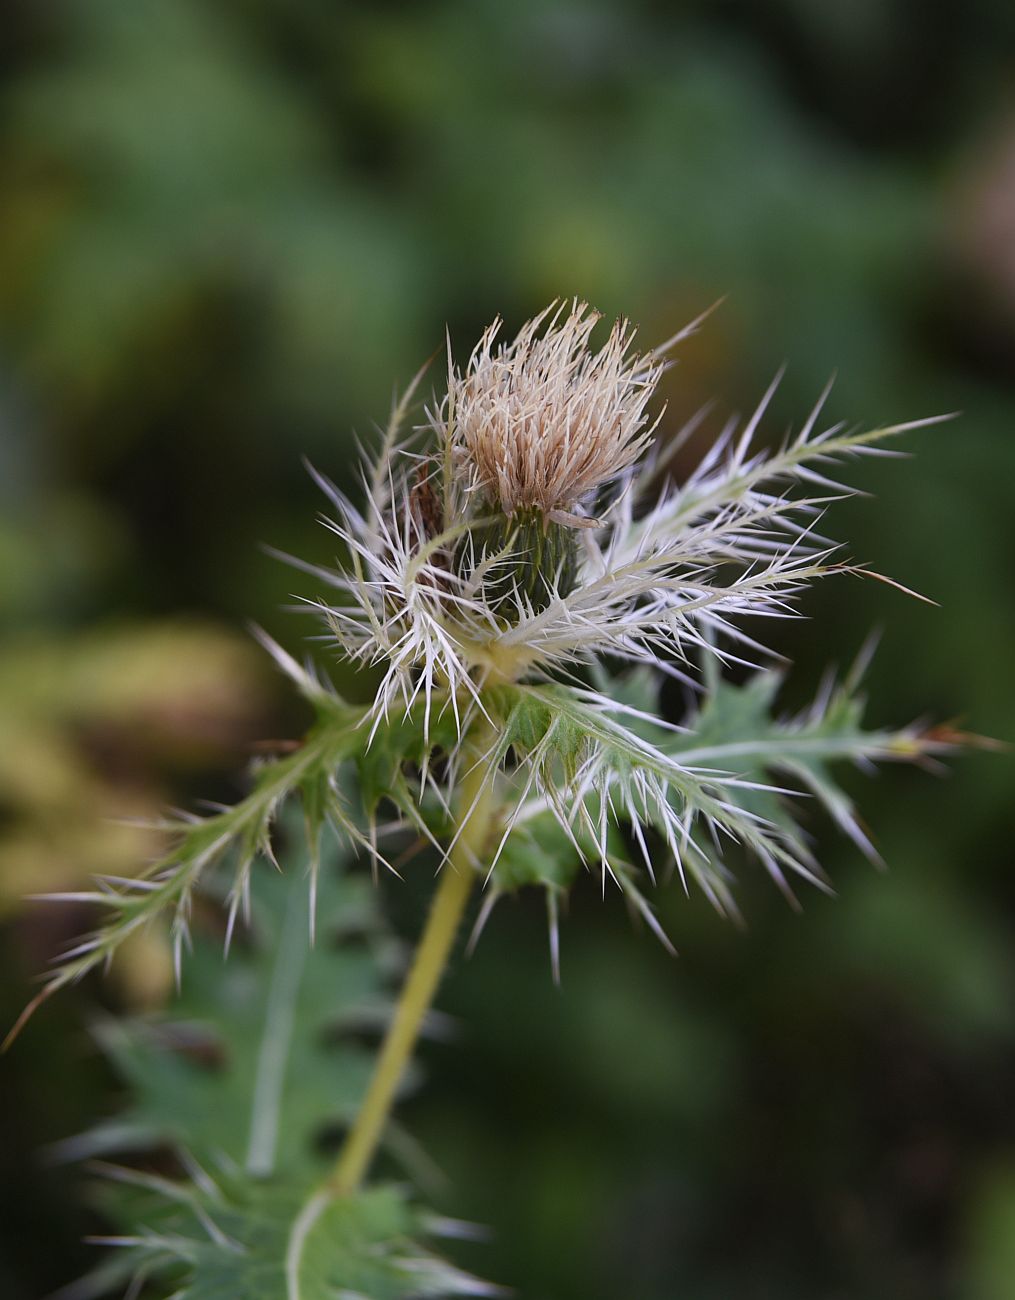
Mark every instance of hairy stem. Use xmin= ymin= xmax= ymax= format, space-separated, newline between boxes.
xmin=330 ymin=735 xmax=496 ymax=1194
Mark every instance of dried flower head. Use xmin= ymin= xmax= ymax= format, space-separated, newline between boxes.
xmin=439 ymin=300 xmax=672 ymax=527
xmin=300 ymin=302 xmax=940 ymax=741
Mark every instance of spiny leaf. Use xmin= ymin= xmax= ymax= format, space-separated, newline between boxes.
xmin=16 ymin=639 xmax=467 ymax=1038
xmin=62 ymin=824 xmax=495 ymax=1299
xmin=13 ymin=695 xmax=368 ymax=1035
xmin=483 ymin=679 xmax=782 ymax=907
xmin=484 ymin=658 xmax=953 ymax=915
xmin=355 ymin=701 xmax=460 ymax=836
xmin=64 ymin=825 xmax=396 ymax=1180
xmin=665 ymin=662 xmax=948 ymax=871
xmin=75 ymin=1175 xmax=496 ymax=1300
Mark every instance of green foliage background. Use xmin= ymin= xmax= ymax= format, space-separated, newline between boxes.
xmin=1 ymin=1 xmax=1013 ymax=1297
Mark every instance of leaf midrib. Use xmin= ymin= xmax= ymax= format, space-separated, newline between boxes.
xmin=245 ymin=881 xmax=310 ymax=1177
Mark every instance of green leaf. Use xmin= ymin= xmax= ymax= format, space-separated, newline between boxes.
xmin=65 ymin=823 xmax=494 ymax=1299
xmin=483 ymin=679 xmax=765 ymax=910
xmin=26 ymin=626 xmax=485 ymax=1028
xmin=81 ymin=1174 xmax=494 ymax=1300
xmin=71 ymin=825 xmax=394 ymax=1180
xmin=354 ymin=699 xmax=460 ymax=837
xmin=667 ymin=664 xmax=935 ymax=867
xmin=482 ymin=659 xmax=948 ymax=913
xmin=491 ymin=816 xmax=584 ymax=893
xmin=23 ymin=676 xmax=370 ymax=1022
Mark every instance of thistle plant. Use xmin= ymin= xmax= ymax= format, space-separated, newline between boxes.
xmin=28 ymin=302 xmax=958 ymax=1298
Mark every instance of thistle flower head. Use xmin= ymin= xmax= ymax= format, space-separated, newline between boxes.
xmin=237 ymin=298 xmax=951 ymax=944
xmin=440 ymin=300 xmax=667 ymax=527
xmin=26 ymin=299 xmax=954 ymax=1025
xmin=299 ymin=302 xmax=938 ymax=742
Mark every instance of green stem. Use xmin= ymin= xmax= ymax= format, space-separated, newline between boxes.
xmin=330 ymin=736 xmax=496 ymax=1194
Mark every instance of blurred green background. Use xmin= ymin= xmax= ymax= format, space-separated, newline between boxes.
xmin=1 ymin=2 xmax=1014 ymax=1297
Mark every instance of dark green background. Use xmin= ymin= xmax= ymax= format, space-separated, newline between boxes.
xmin=1 ymin=2 xmax=1014 ymax=1297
